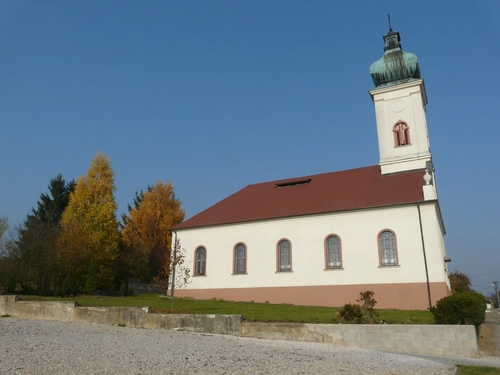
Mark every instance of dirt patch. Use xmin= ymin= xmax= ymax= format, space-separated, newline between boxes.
xmin=479 ymin=323 xmax=500 ymax=357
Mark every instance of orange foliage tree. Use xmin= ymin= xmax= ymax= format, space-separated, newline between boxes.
xmin=58 ymin=152 xmax=120 ymax=292
xmin=121 ymin=181 xmax=185 ymax=281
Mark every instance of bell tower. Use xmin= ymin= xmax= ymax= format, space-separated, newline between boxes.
xmin=369 ymin=29 xmax=432 ymax=175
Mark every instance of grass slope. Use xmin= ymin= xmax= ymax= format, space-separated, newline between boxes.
xmin=456 ymin=365 xmax=500 ymax=375
xmin=20 ymin=294 xmax=433 ymax=324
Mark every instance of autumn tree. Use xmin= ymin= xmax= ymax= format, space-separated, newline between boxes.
xmin=58 ymin=152 xmax=120 ymax=292
xmin=449 ymin=270 xmax=473 ymax=294
xmin=121 ymin=181 xmax=184 ymax=281
xmin=119 ymin=187 xmax=152 ymax=230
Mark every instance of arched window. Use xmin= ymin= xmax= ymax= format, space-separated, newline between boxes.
xmin=195 ymin=247 xmax=206 ymax=276
xmin=393 ymin=121 xmax=410 ymax=146
xmin=234 ymin=243 xmax=246 ymax=274
xmin=325 ymin=235 xmax=342 ymax=269
xmin=379 ymin=231 xmax=398 ymax=266
xmin=277 ymin=240 xmax=292 ymax=272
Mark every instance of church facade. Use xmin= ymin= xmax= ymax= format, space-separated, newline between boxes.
xmin=172 ymin=29 xmax=451 ymax=310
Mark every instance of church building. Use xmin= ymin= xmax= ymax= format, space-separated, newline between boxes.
xmin=172 ymin=29 xmax=451 ymax=310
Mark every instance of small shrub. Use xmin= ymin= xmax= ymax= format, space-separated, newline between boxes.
xmin=117 ymin=323 xmax=126 ymax=327
xmin=430 ymin=292 xmax=486 ymax=326
xmin=335 ymin=290 xmax=379 ymax=324
xmin=337 ymin=303 xmax=364 ymax=323
xmin=54 ymin=286 xmax=61 ymax=297
xmin=1 ymin=314 xmax=11 ymax=318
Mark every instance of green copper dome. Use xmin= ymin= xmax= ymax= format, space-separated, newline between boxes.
xmin=370 ymin=29 xmax=421 ymax=87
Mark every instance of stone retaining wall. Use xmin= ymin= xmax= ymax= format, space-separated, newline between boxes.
xmin=145 ymin=313 xmax=241 ymax=335
xmin=0 ymin=296 xmax=479 ymax=358
xmin=241 ymin=322 xmax=479 ymax=358
xmin=13 ymin=300 xmax=76 ymax=322
xmin=0 ymin=295 xmax=18 ymax=315
xmin=73 ymin=306 xmax=151 ymax=327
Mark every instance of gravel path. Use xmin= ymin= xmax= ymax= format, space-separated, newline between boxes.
xmin=0 ymin=318 xmax=456 ymax=375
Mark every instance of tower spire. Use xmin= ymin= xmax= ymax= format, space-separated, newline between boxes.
xmin=369 ymin=29 xmax=431 ymax=175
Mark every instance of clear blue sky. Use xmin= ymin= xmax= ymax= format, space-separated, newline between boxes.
xmin=1 ymin=1 xmax=499 ymax=297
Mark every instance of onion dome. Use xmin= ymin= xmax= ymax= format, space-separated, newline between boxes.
xmin=369 ymin=29 xmax=421 ymax=87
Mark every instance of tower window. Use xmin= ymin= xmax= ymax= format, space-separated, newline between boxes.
xmin=393 ymin=121 xmax=410 ymax=146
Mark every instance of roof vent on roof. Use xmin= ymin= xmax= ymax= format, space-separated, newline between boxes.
xmin=275 ymin=179 xmax=311 ymax=188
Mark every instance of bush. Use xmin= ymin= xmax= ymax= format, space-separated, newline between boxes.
xmin=430 ymin=292 xmax=486 ymax=326
xmin=61 ymin=279 xmax=71 ymax=297
xmin=6 ymin=276 xmax=16 ymax=294
xmin=119 ymin=282 xmax=127 ymax=297
xmin=335 ymin=290 xmax=379 ymax=324
xmin=85 ymin=263 xmax=97 ymax=294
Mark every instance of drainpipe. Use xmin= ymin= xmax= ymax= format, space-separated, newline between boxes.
xmin=417 ymin=204 xmax=432 ymax=310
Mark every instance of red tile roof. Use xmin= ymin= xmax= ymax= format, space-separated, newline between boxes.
xmin=173 ymin=165 xmax=426 ymax=230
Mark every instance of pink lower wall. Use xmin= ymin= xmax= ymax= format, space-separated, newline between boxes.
xmin=175 ymin=282 xmax=450 ymax=310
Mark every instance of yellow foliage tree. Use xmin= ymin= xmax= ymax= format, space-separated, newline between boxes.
xmin=58 ymin=152 xmax=120 ymax=291
xmin=121 ymin=181 xmax=185 ymax=280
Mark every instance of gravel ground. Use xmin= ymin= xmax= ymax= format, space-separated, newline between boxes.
xmin=0 ymin=318 xmax=456 ymax=375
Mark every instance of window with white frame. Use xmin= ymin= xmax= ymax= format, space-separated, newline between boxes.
xmin=277 ymin=240 xmax=291 ymax=272
xmin=326 ymin=235 xmax=342 ymax=269
xmin=234 ymin=243 xmax=246 ymax=274
xmin=195 ymin=247 xmax=206 ymax=275
xmin=379 ymin=231 xmax=398 ymax=266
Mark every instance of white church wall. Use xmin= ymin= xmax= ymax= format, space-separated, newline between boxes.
xmin=177 ymin=202 xmax=447 ymax=292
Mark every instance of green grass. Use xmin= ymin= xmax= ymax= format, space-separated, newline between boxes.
xmin=19 ymin=294 xmax=434 ymax=324
xmin=456 ymin=365 xmax=500 ymax=375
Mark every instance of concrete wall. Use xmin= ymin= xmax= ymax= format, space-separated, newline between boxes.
xmin=0 ymin=297 xmax=479 ymax=358
xmin=0 ymin=295 xmax=18 ymax=315
xmin=0 ymin=297 xmax=240 ymax=335
xmin=145 ymin=314 xmax=241 ymax=335
xmin=73 ymin=306 xmax=151 ymax=328
xmin=241 ymin=322 xmax=479 ymax=358
xmin=13 ymin=301 xmax=76 ymax=322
